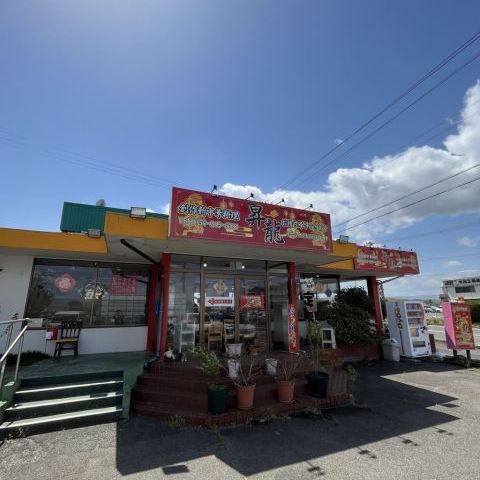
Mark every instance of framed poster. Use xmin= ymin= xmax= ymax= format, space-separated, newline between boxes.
xmin=442 ymin=301 xmax=475 ymax=350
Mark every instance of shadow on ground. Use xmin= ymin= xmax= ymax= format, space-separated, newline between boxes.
xmin=115 ymin=361 xmax=461 ymax=477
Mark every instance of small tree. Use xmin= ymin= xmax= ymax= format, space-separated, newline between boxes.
xmin=193 ymin=347 xmax=226 ymax=391
xmin=336 ymin=287 xmax=374 ymax=315
xmin=306 ymin=320 xmax=326 ymax=375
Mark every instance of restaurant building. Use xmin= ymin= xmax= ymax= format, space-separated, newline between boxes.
xmin=0 ymin=187 xmax=421 ymax=359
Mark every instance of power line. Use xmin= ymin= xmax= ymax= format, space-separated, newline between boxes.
xmin=291 ymin=49 xmax=480 ymax=190
xmin=0 ymin=129 xmax=190 ymax=191
xmin=334 ymin=160 xmax=480 ymax=230
xmin=338 ymin=173 xmax=480 ymax=233
xmin=274 ymin=29 xmax=480 ymax=193
xmin=374 ymin=219 xmax=480 ymax=245
xmin=421 ymin=250 xmax=480 ymax=262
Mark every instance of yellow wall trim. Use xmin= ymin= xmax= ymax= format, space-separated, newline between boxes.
xmin=0 ymin=228 xmax=107 ymax=253
xmin=104 ymin=212 xmax=168 ymax=239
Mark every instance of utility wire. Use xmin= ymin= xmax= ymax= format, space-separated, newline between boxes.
xmin=334 ymin=161 xmax=480 ymax=230
xmin=0 ymin=129 xmax=191 ymax=191
xmin=338 ymin=173 xmax=480 ymax=233
xmin=274 ymin=29 xmax=480 ymax=193
xmin=292 ymin=49 xmax=480 ymax=191
xmin=375 ymin=219 xmax=480 ymax=245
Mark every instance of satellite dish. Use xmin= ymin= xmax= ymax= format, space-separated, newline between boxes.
xmin=96 ymin=199 xmax=106 ymax=207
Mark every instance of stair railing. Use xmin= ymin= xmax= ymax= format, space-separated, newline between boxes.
xmin=0 ymin=318 xmax=30 ymax=398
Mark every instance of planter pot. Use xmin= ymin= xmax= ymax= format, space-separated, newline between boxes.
xmin=236 ymin=384 xmax=256 ymax=410
xmin=277 ymin=380 xmax=295 ymax=403
xmin=227 ymin=359 xmax=240 ymax=380
xmin=265 ymin=358 xmax=278 ymax=376
xmin=305 ymin=372 xmax=329 ymax=398
xmin=226 ymin=343 xmax=242 ymax=357
xmin=249 ymin=345 xmax=259 ymax=354
xmin=207 ymin=384 xmax=229 ymax=415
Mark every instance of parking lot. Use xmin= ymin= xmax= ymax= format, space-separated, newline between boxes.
xmin=1 ymin=360 xmax=480 ymax=480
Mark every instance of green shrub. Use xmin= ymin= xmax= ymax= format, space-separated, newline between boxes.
xmin=470 ymin=303 xmax=480 ymax=324
xmin=335 ymin=287 xmax=374 ymax=315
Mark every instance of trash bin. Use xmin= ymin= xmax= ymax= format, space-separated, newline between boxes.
xmin=381 ymin=338 xmax=400 ymax=362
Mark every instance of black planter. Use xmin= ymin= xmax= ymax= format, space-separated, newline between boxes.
xmin=207 ymin=385 xmax=228 ymax=414
xmin=305 ymin=372 xmax=329 ymax=398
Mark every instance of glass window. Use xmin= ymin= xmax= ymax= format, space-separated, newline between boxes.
xmin=269 ymin=275 xmax=289 ymax=350
xmin=25 ymin=259 xmax=150 ymax=327
xmin=167 ymin=272 xmax=201 ymax=356
xmin=202 ymin=257 xmax=265 ymax=272
xmin=171 ymin=255 xmax=200 ymax=269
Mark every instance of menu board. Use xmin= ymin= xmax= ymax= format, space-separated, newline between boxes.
xmin=442 ymin=301 xmax=475 ymax=350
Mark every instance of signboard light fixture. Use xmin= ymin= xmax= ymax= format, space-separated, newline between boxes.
xmin=338 ymin=235 xmax=349 ymax=244
xmin=130 ymin=207 xmax=147 ymax=219
xmin=87 ymin=228 xmax=101 ymax=238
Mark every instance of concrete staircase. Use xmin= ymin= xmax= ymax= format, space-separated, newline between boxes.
xmin=0 ymin=371 xmax=124 ymax=439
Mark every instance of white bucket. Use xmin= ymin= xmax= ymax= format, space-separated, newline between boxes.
xmin=228 ymin=359 xmax=240 ymax=380
xmin=226 ymin=343 xmax=242 ymax=357
xmin=265 ymin=358 xmax=278 ymax=376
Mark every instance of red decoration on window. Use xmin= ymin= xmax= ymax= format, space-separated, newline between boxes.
xmin=54 ymin=273 xmax=77 ymax=293
xmin=110 ymin=275 xmax=137 ymax=295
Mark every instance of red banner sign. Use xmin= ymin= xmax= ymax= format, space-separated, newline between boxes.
xmin=288 ymin=304 xmax=299 ymax=353
xmin=169 ymin=187 xmax=332 ymax=252
xmin=110 ymin=275 xmax=137 ymax=295
xmin=442 ymin=302 xmax=475 ymax=350
xmin=354 ymin=246 xmax=419 ymax=274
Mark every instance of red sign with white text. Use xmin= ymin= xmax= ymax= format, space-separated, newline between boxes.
xmin=169 ymin=187 xmax=332 ymax=252
xmin=110 ymin=275 xmax=137 ymax=295
xmin=354 ymin=246 xmax=419 ymax=274
xmin=288 ymin=304 xmax=299 ymax=353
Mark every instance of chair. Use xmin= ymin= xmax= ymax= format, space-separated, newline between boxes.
xmin=54 ymin=320 xmax=82 ymax=358
xmin=224 ymin=322 xmax=235 ymax=349
xmin=207 ymin=322 xmax=223 ymax=351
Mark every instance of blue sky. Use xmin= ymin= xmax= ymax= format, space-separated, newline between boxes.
xmin=1 ymin=1 xmax=480 ymax=297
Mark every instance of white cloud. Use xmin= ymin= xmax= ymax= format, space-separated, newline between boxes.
xmin=220 ymin=81 xmax=480 ymax=243
xmin=146 ymin=208 xmax=156 ymax=213
xmin=458 ymin=235 xmax=479 ymax=247
xmin=444 ymin=260 xmax=463 ymax=268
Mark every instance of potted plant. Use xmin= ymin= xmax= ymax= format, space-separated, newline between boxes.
xmin=233 ymin=352 xmax=261 ymax=410
xmin=305 ymin=319 xmax=329 ymax=398
xmin=275 ymin=354 xmax=300 ymax=403
xmin=193 ymin=348 xmax=229 ymax=415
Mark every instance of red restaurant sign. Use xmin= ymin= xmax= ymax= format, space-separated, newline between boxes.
xmin=354 ymin=246 xmax=419 ymax=274
xmin=169 ymin=187 xmax=332 ymax=251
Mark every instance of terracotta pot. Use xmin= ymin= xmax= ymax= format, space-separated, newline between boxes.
xmin=236 ymin=384 xmax=256 ymax=410
xmin=277 ymin=380 xmax=295 ymax=403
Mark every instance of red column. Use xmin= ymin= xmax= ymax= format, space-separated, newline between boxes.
xmin=159 ymin=253 xmax=171 ymax=361
xmin=367 ymin=276 xmax=383 ymax=335
xmin=288 ymin=262 xmax=299 ymax=352
xmin=146 ymin=263 xmax=159 ymax=352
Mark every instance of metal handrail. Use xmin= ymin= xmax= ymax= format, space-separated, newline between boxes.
xmin=0 ymin=318 xmax=30 ymax=398
xmin=0 ymin=318 xmax=27 ymax=325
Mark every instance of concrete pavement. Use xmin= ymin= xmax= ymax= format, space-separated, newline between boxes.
xmin=1 ymin=361 xmax=480 ymax=479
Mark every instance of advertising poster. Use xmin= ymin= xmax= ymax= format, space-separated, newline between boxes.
xmin=169 ymin=187 xmax=332 ymax=252
xmin=354 ymin=246 xmax=419 ymax=274
xmin=240 ymin=295 xmax=265 ymax=309
xmin=442 ymin=302 xmax=475 ymax=350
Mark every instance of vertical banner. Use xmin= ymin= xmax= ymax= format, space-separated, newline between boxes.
xmin=442 ymin=301 xmax=475 ymax=350
xmin=288 ymin=304 xmax=298 ymax=353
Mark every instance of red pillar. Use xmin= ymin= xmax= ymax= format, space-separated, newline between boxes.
xmin=288 ymin=262 xmax=299 ymax=352
xmin=159 ymin=253 xmax=171 ymax=361
xmin=367 ymin=276 xmax=383 ymax=335
xmin=146 ymin=263 xmax=159 ymax=352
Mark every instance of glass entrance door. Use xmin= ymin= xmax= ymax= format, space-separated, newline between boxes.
xmin=238 ymin=277 xmax=268 ymax=351
xmin=204 ymin=276 xmax=235 ymax=352
xmin=203 ymin=275 xmax=269 ymax=352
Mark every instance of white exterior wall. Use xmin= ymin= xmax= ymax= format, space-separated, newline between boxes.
xmin=0 ymin=253 xmax=33 ymax=323
xmin=0 ymin=253 xmax=148 ymax=355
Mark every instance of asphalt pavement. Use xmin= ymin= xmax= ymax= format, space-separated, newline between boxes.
xmin=1 ymin=360 xmax=480 ymax=479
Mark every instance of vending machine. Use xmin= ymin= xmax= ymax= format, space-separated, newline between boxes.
xmin=386 ymin=300 xmax=432 ymax=358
